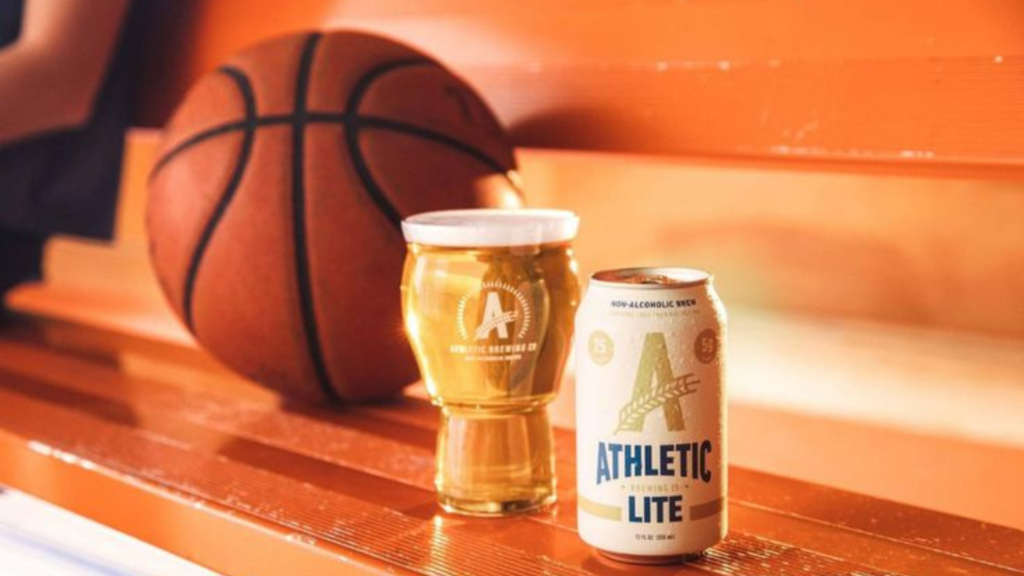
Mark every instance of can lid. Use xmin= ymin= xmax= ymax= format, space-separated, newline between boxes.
xmin=591 ymin=267 xmax=712 ymax=288
xmin=401 ymin=209 xmax=579 ymax=247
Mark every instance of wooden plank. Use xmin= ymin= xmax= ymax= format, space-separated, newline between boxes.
xmin=0 ymin=399 xmax=567 ymax=576
xmin=1 ymin=317 xmax=1023 ymax=575
xmin=730 ymin=468 xmax=1024 ymax=571
xmin=12 ymin=133 xmax=1024 ymax=342
xmin=0 ymin=381 xmax=911 ymax=576
xmin=0 ymin=358 xmax=1013 ymax=576
xmin=9 ymin=278 xmax=1024 ymax=531
xmin=523 ymin=150 xmax=1024 ymax=338
xmin=0 ymin=490 xmax=220 ymax=576
xmin=0 ymin=429 xmax=407 ymax=576
xmin=133 ymin=0 xmax=1024 ymax=176
xmin=729 ymin=403 xmax=1024 ymax=534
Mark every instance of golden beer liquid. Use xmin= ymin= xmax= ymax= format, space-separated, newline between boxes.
xmin=401 ymin=240 xmax=579 ymax=515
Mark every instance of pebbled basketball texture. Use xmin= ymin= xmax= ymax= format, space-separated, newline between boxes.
xmin=147 ymin=31 xmax=523 ymax=402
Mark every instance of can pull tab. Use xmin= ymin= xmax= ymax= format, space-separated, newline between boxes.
xmin=592 ymin=267 xmax=711 ymax=287
xmin=626 ymin=274 xmax=676 ymax=285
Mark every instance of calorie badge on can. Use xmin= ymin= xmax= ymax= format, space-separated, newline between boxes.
xmin=575 ymin=267 xmax=727 ymax=564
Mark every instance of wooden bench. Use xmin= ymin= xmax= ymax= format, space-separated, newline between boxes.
xmin=3 ymin=1 xmax=1023 ymax=573
xmin=1 ymin=315 xmax=1022 ymax=575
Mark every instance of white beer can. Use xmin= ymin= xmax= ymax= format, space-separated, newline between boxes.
xmin=575 ymin=267 xmax=727 ymax=563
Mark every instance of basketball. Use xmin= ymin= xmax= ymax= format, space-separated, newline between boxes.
xmin=146 ymin=31 xmax=522 ymax=402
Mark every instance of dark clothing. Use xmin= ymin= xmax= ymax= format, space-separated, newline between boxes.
xmin=0 ymin=0 xmax=136 ymax=240
xmin=0 ymin=228 xmax=44 ymax=294
xmin=0 ymin=0 xmax=138 ymax=297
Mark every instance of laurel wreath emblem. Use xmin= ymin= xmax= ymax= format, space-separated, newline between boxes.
xmin=456 ymin=280 xmax=531 ymax=341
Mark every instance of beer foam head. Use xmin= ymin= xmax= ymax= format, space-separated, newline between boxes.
xmin=402 ymin=209 xmax=579 ymax=247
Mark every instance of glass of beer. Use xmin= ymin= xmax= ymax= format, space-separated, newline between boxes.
xmin=401 ymin=209 xmax=580 ymax=516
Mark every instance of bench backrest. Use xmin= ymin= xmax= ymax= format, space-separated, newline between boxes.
xmin=133 ymin=0 xmax=1024 ymax=178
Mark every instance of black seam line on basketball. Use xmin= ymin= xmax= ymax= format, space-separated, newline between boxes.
xmin=153 ymin=59 xmax=431 ymax=179
xmin=342 ymin=59 xmax=436 ymax=229
xmin=344 ymin=58 xmax=433 ymax=114
xmin=355 ymin=115 xmax=510 ymax=175
xmin=181 ymin=66 xmax=257 ymax=331
xmin=292 ymin=33 xmax=341 ymax=403
xmin=150 ymin=115 xmax=293 ymax=178
xmin=153 ymin=112 xmax=517 ymax=187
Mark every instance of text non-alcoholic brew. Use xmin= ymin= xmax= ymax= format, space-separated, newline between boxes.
xmin=401 ymin=209 xmax=580 ymax=516
xmin=575 ymin=267 xmax=726 ymax=563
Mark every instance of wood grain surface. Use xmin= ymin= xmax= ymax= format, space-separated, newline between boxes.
xmin=0 ymin=315 xmax=1021 ymax=576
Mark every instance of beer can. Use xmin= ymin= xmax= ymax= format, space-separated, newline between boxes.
xmin=575 ymin=267 xmax=727 ymax=563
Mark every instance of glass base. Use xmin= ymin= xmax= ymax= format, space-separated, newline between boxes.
xmin=439 ymin=491 xmax=556 ymax=517
xmin=435 ymin=406 xmax=555 ymax=518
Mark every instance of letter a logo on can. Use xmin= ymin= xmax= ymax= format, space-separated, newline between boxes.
xmin=615 ymin=333 xmax=700 ymax=434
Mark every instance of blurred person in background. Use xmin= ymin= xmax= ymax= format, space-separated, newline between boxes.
xmin=0 ymin=0 xmax=135 ymax=303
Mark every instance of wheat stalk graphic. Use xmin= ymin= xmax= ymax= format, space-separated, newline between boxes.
xmin=615 ymin=373 xmax=700 ymax=434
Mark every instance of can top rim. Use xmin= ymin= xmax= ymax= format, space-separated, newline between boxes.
xmin=591 ymin=267 xmax=712 ymax=288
